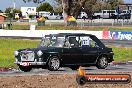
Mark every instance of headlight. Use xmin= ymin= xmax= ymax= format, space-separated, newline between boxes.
xmin=14 ymin=51 xmax=19 ymax=56
xmin=37 ymin=50 xmax=43 ymax=57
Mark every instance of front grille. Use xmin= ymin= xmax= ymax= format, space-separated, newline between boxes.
xmin=20 ymin=51 xmax=35 ymax=61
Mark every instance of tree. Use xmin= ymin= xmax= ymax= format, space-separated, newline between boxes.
xmin=83 ymin=0 xmax=124 ymax=18
xmin=37 ymin=3 xmax=53 ymax=12
xmin=5 ymin=8 xmax=12 ymax=14
xmin=5 ymin=8 xmax=21 ymax=19
xmin=107 ymin=0 xmax=124 ymax=9
xmin=83 ymin=0 xmax=97 ymax=19
xmin=61 ymin=0 xmax=87 ymax=18
xmin=54 ymin=5 xmax=63 ymax=13
xmin=5 ymin=8 xmax=14 ymax=19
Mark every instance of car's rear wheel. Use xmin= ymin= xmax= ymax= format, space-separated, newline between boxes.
xmin=19 ymin=66 xmax=32 ymax=72
xmin=48 ymin=56 xmax=60 ymax=71
xmin=96 ymin=56 xmax=108 ymax=69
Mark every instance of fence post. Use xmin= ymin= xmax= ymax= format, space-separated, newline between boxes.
xmin=122 ymin=19 xmax=124 ymax=27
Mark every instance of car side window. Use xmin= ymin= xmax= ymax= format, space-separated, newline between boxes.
xmin=90 ymin=40 xmax=99 ymax=48
xmin=69 ymin=37 xmax=79 ymax=48
xmin=64 ymin=38 xmax=70 ymax=48
xmin=80 ymin=36 xmax=99 ymax=48
xmin=64 ymin=36 xmax=79 ymax=48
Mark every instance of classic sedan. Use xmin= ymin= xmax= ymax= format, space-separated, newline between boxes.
xmin=14 ymin=33 xmax=114 ymax=72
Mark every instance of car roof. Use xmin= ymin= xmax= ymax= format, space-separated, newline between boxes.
xmin=44 ymin=33 xmax=105 ymax=48
xmin=45 ymin=33 xmax=94 ymax=37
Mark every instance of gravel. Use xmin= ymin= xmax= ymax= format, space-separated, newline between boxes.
xmin=0 ymin=73 xmax=132 ymax=88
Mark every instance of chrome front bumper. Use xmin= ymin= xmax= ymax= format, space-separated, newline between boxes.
xmin=14 ymin=61 xmax=46 ymax=65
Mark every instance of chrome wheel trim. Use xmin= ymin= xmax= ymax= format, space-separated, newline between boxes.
xmin=100 ymin=57 xmax=107 ymax=67
xmin=50 ymin=57 xmax=60 ymax=69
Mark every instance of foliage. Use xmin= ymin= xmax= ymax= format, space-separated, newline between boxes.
xmin=5 ymin=8 xmax=13 ymax=14
xmin=106 ymin=0 xmax=124 ymax=9
xmin=54 ymin=5 xmax=63 ymax=13
xmin=13 ymin=9 xmax=21 ymax=13
xmin=63 ymin=0 xmax=87 ymax=18
xmin=5 ymin=8 xmax=22 ymax=19
xmin=37 ymin=3 xmax=53 ymax=12
xmin=83 ymin=0 xmax=124 ymax=18
xmin=83 ymin=0 xmax=97 ymax=18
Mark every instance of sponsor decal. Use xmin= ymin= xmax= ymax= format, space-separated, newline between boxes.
xmin=109 ymin=31 xmax=132 ymax=40
xmin=102 ymin=31 xmax=109 ymax=39
xmin=76 ymin=66 xmax=131 ymax=85
xmin=102 ymin=31 xmax=132 ymax=40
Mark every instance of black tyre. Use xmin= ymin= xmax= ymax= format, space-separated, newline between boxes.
xmin=48 ymin=56 xmax=60 ymax=71
xmin=96 ymin=56 xmax=108 ymax=69
xmin=76 ymin=76 xmax=87 ymax=85
xmin=19 ymin=66 xmax=32 ymax=72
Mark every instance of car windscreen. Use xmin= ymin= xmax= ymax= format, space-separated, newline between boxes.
xmin=90 ymin=35 xmax=105 ymax=48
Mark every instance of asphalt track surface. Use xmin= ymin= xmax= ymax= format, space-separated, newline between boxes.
xmin=0 ymin=62 xmax=132 ymax=77
xmin=101 ymin=40 xmax=132 ymax=48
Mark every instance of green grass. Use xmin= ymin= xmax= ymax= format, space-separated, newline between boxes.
xmin=4 ymin=25 xmax=132 ymax=31
xmin=0 ymin=38 xmax=131 ymax=68
xmin=111 ymin=46 xmax=132 ymax=62
xmin=109 ymin=27 xmax=132 ymax=32
xmin=0 ymin=38 xmax=39 ymax=68
xmin=1 ymin=22 xmax=132 ymax=31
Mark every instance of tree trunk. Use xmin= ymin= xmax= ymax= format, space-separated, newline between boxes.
xmin=62 ymin=0 xmax=87 ymax=26
xmin=71 ymin=0 xmax=87 ymax=19
xmin=62 ymin=0 xmax=68 ymax=25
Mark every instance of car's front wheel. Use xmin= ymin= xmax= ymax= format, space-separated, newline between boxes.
xmin=48 ymin=56 xmax=60 ymax=71
xmin=19 ymin=66 xmax=32 ymax=72
xmin=96 ymin=56 xmax=108 ymax=69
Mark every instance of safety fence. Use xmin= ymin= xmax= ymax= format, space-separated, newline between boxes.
xmin=0 ymin=30 xmax=131 ymax=40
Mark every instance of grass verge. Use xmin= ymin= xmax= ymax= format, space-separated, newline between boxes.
xmin=0 ymin=38 xmax=39 ymax=68
xmin=111 ymin=46 xmax=132 ymax=62
xmin=1 ymin=22 xmax=132 ymax=31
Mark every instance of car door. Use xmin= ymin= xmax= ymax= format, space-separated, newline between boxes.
xmin=61 ymin=36 xmax=82 ymax=65
xmin=82 ymin=47 xmax=101 ymax=64
xmin=80 ymin=36 xmax=101 ymax=64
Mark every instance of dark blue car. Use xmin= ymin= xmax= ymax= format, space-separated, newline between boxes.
xmin=14 ymin=33 xmax=114 ymax=72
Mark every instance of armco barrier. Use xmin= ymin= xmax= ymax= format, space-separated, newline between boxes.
xmin=0 ymin=30 xmax=103 ymax=39
xmin=102 ymin=31 xmax=132 ymax=40
xmin=0 ymin=30 xmax=131 ymax=40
